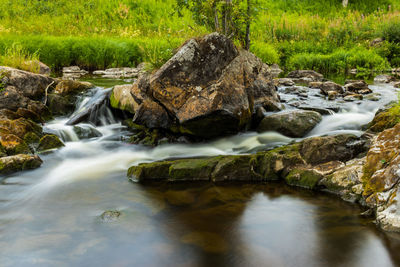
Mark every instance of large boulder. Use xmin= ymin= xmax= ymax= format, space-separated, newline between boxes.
xmin=344 ymin=80 xmax=372 ymax=94
xmin=129 ymin=33 xmax=279 ymax=138
xmin=362 ymin=123 xmax=400 ymax=231
xmin=257 ymin=110 xmax=322 ymax=137
xmin=110 ymin=84 xmax=136 ymax=114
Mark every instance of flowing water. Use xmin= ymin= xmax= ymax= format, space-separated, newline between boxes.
xmin=1 ymin=78 xmax=400 ymax=266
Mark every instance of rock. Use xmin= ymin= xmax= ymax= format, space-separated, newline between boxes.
xmin=300 ymin=134 xmax=367 ymax=165
xmin=133 ymin=99 xmax=171 ymax=129
xmin=37 ymin=134 xmax=65 ymax=152
xmin=394 ymin=82 xmax=400 ymax=88
xmin=374 ymin=74 xmax=395 ymax=83
xmin=328 ymin=91 xmax=338 ymax=100
xmin=0 ymin=134 xmax=30 ymax=155
xmin=285 ymin=168 xmax=323 ymax=189
xmin=297 ymin=106 xmax=333 ymax=115
xmin=362 ymin=123 xmax=400 ymax=231
xmin=100 ymin=210 xmax=121 ymax=222
xmin=109 ymin=84 xmax=136 ymax=114
xmin=343 ymin=94 xmax=363 ymax=101
xmin=62 ymin=66 xmax=88 ymax=74
xmin=181 ymin=232 xmax=228 ymax=253
xmin=66 ymin=89 xmax=110 ymax=126
xmin=257 ymin=110 xmax=322 ymax=138
xmin=275 ymin=78 xmax=295 ymax=87
xmin=312 ymin=81 xmax=344 ymax=95
xmin=54 ymin=80 xmax=94 ymax=96
xmin=0 ymin=154 xmax=42 ymax=175
xmin=211 ymin=155 xmax=260 ymax=182
xmin=269 ymin=64 xmax=283 ymax=78
xmin=73 ymin=125 xmax=102 ymax=139
xmin=128 ymin=33 xmax=279 ymax=138
xmin=364 ymin=93 xmax=381 ymax=101
xmin=367 ymin=104 xmax=400 ymax=132
xmin=344 ymin=80 xmax=372 ymax=94
xmin=24 ymin=60 xmax=51 ymax=75
xmin=93 ymin=68 xmax=139 ymax=78
xmin=370 ymin=38 xmax=384 ymax=47
xmin=46 ymin=93 xmax=76 ymax=116
xmin=319 ymin=157 xmax=365 ymax=196
xmin=287 ymin=70 xmax=324 ymax=82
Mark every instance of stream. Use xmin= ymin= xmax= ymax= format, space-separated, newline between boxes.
xmin=1 ymin=77 xmax=400 ymax=266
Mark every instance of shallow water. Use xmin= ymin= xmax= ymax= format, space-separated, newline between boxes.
xmin=1 ymin=78 xmax=400 ymax=266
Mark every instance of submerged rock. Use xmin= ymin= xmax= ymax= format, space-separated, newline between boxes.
xmin=257 ymin=110 xmax=322 ymax=138
xmin=0 ymin=154 xmax=42 ymax=175
xmin=100 ymin=210 xmax=121 ymax=222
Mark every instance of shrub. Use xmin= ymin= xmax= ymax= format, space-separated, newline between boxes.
xmin=250 ymin=42 xmax=280 ymax=64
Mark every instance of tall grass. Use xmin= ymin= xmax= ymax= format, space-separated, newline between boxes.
xmin=0 ymin=43 xmax=41 ymax=73
xmin=0 ymin=0 xmax=398 ymax=72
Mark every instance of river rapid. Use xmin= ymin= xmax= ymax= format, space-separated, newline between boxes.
xmin=1 ymin=77 xmax=400 ymax=266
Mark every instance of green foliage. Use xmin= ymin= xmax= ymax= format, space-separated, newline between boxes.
xmin=250 ymin=42 xmax=279 ymax=64
xmin=287 ymin=47 xmax=389 ymax=73
xmin=380 ymin=18 xmax=400 ymax=43
xmin=0 ymin=43 xmax=41 ymax=73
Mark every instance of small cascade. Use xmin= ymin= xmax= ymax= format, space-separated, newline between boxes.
xmin=66 ymin=87 xmax=117 ymax=126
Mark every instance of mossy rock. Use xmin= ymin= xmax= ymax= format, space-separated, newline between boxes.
xmin=0 ymin=134 xmax=31 ymax=155
xmin=54 ymin=80 xmax=94 ymax=96
xmin=0 ymin=154 xmax=42 ymax=175
xmin=128 ymin=161 xmax=173 ymax=182
xmin=37 ymin=134 xmax=65 ymax=152
xmin=367 ymin=105 xmax=400 ymax=133
xmin=169 ymin=157 xmax=221 ymax=181
xmin=211 ymin=155 xmax=261 ymax=182
xmin=285 ymin=168 xmax=323 ymax=189
xmin=46 ymin=93 xmax=75 ymax=116
xmin=109 ymin=84 xmax=136 ymax=114
xmin=23 ymin=132 xmax=40 ymax=145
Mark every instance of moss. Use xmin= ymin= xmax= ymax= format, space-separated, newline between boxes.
xmin=110 ymin=90 xmax=135 ymax=114
xmin=127 ymin=161 xmax=173 ymax=182
xmin=285 ymin=168 xmax=323 ymax=189
xmin=168 ymin=157 xmax=220 ymax=181
xmin=367 ymin=105 xmax=400 ymax=132
xmin=211 ymin=155 xmax=260 ymax=182
xmin=37 ymin=134 xmax=64 ymax=152
xmin=23 ymin=132 xmax=40 ymax=145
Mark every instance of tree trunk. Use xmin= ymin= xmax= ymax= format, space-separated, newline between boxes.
xmin=245 ymin=0 xmax=251 ymax=50
xmin=342 ymin=0 xmax=348 ymax=7
xmin=213 ymin=1 xmax=220 ymax=31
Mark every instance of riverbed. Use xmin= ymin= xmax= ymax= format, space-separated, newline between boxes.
xmin=1 ymin=77 xmax=400 ymax=266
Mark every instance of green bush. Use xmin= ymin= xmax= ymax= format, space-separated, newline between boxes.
xmin=250 ymin=42 xmax=280 ymax=64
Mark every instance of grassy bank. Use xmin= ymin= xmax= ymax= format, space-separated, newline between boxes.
xmin=0 ymin=0 xmax=399 ymax=73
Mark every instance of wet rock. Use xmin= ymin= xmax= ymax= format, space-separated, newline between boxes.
xmin=168 ymin=157 xmax=221 ymax=181
xmin=164 ymin=190 xmax=196 ymax=206
xmin=129 ymin=33 xmax=279 ymax=138
xmin=312 ymin=81 xmax=344 ymax=95
xmin=46 ymin=93 xmax=76 ymax=116
xmin=0 ymin=154 xmax=42 ymax=175
xmin=100 ymin=210 xmax=121 ymax=222
xmin=37 ymin=134 xmax=65 ymax=152
xmin=62 ymin=66 xmax=88 ymax=79
xmin=133 ymin=99 xmax=171 ymax=129
xmin=300 ymin=134 xmax=367 ymax=165
xmin=328 ymin=91 xmax=338 ymax=100
xmin=73 ymin=125 xmax=102 ymax=139
xmin=394 ymin=82 xmax=400 ymax=88
xmin=66 ymin=89 xmax=110 ymax=126
xmin=364 ymin=93 xmax=381 ymax=101
xmin=54 ymin=80 xmax=94 ymax=96
xmin=344 ymin=80 xmax=372 ymax=94
xmin=284 ymin=168 xmax=323 ymax=189
xmin=211 ymin=155 xmax=260 ymax=182
xmin=343 ymin=94 xmax=363 ymax=102
xmin=287 ymin=70 xmax=324 ymax=82
xmin=257 ymin=110 xmax=322 ymax=138
xmin=374 ymin=74 xmax=395 ymax=84
xmin=297 ymin=106 xmax=333 ymax=115
xmin=367 ymin=104 xmax=400 ymax=132
xmin=109 ymin=84 xmax=136 ymax=114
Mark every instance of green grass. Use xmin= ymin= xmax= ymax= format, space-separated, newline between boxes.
xmin=0 ymin=0 xmax=399 ymax=73
xmin=0 ymin=43 xmax=41 ymax=73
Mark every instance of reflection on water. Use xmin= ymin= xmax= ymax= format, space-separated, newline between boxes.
xmin=0 ymin=174 xmax=399 ymax=267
